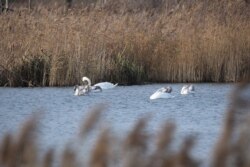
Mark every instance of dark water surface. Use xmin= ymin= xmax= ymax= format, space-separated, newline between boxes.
xmin=0 ymin=84 xmax=233 ymax=163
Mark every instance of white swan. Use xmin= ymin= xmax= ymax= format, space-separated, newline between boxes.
xmin=82 ymin=76 xmax=118 ymax=90
xmin=74 ymin=85 xmax=89 ymax=96
xmin=93 ymin=82 xmax=118 ymax=90
xmin=150 ymin=86 xmax=174 ymax=100
xmin=181 ymin=84 xmax=195 ymax=95
xmin=74 ymin=84 xmax=102 ymax=96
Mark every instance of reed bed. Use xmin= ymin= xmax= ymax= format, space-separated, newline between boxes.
xmin=0 ymin=82 xmax=250 ymax=167
xmin=0 ymin=0 xmax=249 ymax=86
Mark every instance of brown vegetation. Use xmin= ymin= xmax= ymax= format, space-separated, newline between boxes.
xmin=0 ymin=0 xmax=249 ymax=86
xmin=0 ymin=82 xmax=250 ymax=167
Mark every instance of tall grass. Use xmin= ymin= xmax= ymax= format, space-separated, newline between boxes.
xmin=0 ymin=82 xmax=250 ymax=167
xmin=0 ymin=0 xmax=249 ymax=86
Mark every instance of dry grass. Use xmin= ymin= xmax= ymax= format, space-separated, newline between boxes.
xmin=0 ymin=82 xmax=250 ymax=167
xmin=0 ymin=0 xmax=250 ymax=86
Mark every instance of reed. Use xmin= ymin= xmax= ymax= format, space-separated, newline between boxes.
xmin=0 ymin=0 xmax=249 ymax=86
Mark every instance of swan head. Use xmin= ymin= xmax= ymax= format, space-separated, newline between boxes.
xmin=74 ymin=85 xmax=79 ymax=91
xmin=92 ymin=85 xmax=102 ymax=92
xmin=164 ymin=86 xmax=172 ymax=93
xmin=188 ymin=84 xmax=195 ymax=91
xmin=157 ymin=86 xmax=172 ymax=93
xmin=82 ymin=76 xmax=91 ymax=86
xmin=74 ymin=85 xmax=80 ymax=96
xmin=163 ymin=86 xmax=172 ymax=93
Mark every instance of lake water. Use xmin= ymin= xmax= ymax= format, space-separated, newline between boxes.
xmin=0 ymin=84 xmax=234 ymax=163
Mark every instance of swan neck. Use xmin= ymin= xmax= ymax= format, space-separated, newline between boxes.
xmin=87 ymin=79 xmax=91 ymax=86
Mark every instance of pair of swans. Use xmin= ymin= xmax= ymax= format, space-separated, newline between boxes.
xmin=74 ymin=77 xmax=118 ymax=96
xmin=150 ymin=84 xmax=195 ymax=100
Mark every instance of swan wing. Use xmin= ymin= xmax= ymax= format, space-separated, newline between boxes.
xmin=74 ymin=89 xmax=79 ymax=96
xmin=181 ymin=89 xmax=188 ymax=95
xmin=181 ymin=86 xmax=188 ymax=95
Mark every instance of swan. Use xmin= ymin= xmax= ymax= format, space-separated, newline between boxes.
xmin=93 ymin=82 xmax=118 ymax=90
xmin=82 ymin=76 xmax=118 ymax=90
xmin=74 ymin=85 xmax=89 ymax=96
xmin=74 ymin=84 xmax=102 ymax=96
xmin=150 ymin=86 xmax=174 ymax=100
xmin=181 ymin=84 xmax=195 ymax=95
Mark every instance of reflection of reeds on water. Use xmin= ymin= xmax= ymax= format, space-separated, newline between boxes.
xmin=0 ymin=83 xmax=250 ymax=167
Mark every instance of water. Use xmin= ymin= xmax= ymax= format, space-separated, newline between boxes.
xmin=0 ymin=84 xmax=233 ymax=163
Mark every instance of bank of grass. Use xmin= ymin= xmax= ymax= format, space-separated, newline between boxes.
xmin=0 ymin=83 xmax=250 ymax=167
xmin=0 ymin=0 xmax=249 ymax=86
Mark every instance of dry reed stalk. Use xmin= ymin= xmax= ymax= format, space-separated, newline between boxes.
xmin=233 ymin=115 xmax=250 ymax=167
xmin=0 ymin=1 xmax=249 ymax=86
xmin=61 ymin=146 xmax=78 ymax=167
xmin=79 ymin=104 xmax=107 ymax=139
xmin=15 ymin=115 xmax=38 ymax=167
xmin=211 ymin=81 xmax=250 ymax=167
xmin=156 ymin=122 xmax=175 ymax=152
xmin=124 ymin=117 xmax=149 ymax=151
xmin=122 ymin=117 xmax=150 ymax=167
xmin=145 ymin=122 xmax=175 ymax=167
xmin=90 ymin=128 xmax=110 ymax=167
xmin=0 ymin=133 xmax=13 ymax=166
xmin=0 ymin=114 xmax=39 ymax=167
xmin=212 ymin=107 xmax=235 ymax=167
xmin=42 ymin=148 xmax=54 ymax=167
xmin=175 ymin=136 xmax=199 ymax=167
xmin=227 ymin=81 xmax=250 ymax=167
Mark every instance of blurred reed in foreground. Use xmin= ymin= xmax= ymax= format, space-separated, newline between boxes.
xmin=0 ymin=0 xmax=249 ymax=86
xmin=0 ymin=82 xmax=250 ymax=167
